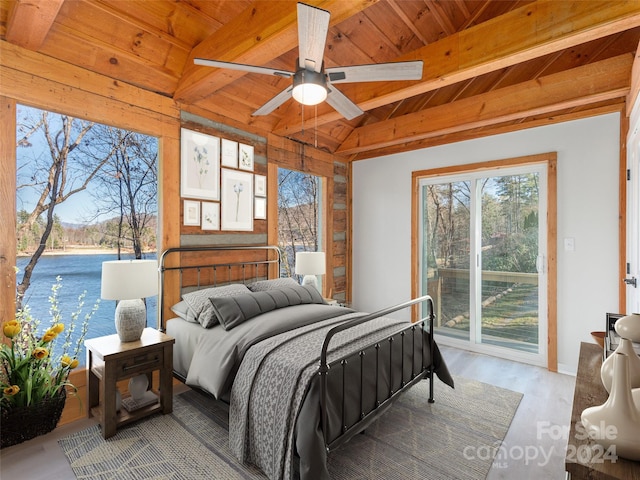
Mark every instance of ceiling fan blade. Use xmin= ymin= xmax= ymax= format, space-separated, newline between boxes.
xmin=325 ymin=86 xmax=364 ymax=120
xmin=194 ymin=58 xmax=294 ymax=78
xmin=253 ymin=86 xmax=294 ymax=116
xmin=326 ymin=61 xmax=424 ymax=84
xmin=297 ymin=3 xmax=330 ymax=73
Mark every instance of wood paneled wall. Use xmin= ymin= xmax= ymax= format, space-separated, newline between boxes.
xmin=0 ymin=97 xmax=17 ymax=324
xmin=0 ymin=42 xmax=351 ymax=425
xmin=266 ymin=134 xmax=350 ymax=303
xmin=0 ymin=41 xmax=183 ymax=425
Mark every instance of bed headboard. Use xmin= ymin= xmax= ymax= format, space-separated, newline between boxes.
xmin=158 ymin=245 xmax=281 ymax=331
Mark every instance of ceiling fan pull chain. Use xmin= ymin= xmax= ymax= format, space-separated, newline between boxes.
xmin=315 ymin=104 xmax=318 ymax=149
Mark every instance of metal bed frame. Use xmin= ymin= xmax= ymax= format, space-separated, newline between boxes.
xmin=158 ymin=245 xmax=436 ymax=455
xmin=158 ymin=245 xmax=281 ymax=331
xmin=319 ymin=295 xmax=435 ymax=452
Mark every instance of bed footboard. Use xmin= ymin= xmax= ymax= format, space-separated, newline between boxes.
xmin=318 ymin=295 xmax=435 ymax=452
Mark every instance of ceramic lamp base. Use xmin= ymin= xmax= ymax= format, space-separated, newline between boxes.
xmin=115 ymin=298 xmax=146 ymax=342
xmin=301 ymin=274 xmax=319 ymax=291
xmin=128 ymin=373 xmax=149 ymax=401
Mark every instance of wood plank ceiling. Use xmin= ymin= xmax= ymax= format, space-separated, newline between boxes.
xmin=2 ymin=0 xmax=640 ymax=160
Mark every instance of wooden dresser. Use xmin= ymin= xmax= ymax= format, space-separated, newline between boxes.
xmin=565 ymin=342 xmax=640 ymax=479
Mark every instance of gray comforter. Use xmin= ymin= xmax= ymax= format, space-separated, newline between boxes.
xmin=172 ymin=304 xmax=352 ymax=399
xmin=168 ymin=302 xmax=453 ymax=480
xmin=228 ymin=312 xmax=453 ymax=480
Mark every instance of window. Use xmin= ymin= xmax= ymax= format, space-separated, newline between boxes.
xmin=15 ymin=105 xmax=158 ymax=364
xmin=277 ymin=168 xmax=324 ymax=281
xmin=416 ymin=155 xmax=556 ymax=367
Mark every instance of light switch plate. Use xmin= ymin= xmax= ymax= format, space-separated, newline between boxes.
xmin=564 ymin=237 xmax=575 ymax=251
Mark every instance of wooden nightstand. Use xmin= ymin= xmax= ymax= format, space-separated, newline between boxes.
xmin=85 ymin=328 xmax=175 ymax=439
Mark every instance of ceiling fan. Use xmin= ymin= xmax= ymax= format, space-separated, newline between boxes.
xmin=194 ymin=2 xmax=423 ymax=120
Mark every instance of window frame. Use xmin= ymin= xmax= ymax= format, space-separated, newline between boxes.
xmin=411 ymin=152 xmax=558 ymax=371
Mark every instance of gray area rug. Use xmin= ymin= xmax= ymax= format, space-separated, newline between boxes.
xmin=59 ymin=376 xmax=522 ymax=480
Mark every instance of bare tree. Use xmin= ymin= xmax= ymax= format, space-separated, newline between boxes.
xmin=15 ymin=108 xmax=111 ymax=309
xmin=278 ymin=169 xmax=321 ymax=277
xmin=87 ymin=126 xmax=158 ymax=259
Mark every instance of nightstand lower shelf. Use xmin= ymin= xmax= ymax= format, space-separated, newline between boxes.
xmin=90 ymin=396 xmax=162 ymax=430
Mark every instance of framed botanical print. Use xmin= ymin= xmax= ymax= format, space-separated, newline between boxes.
xmin=238 ymin=143 xmax=254 ymax=171
xmin=254 ymin=174 xmax=266 ymax=197
xmin=180 ymin=128 xmax=220 ymax=200
xmin=201 ymin=202 xmax=220 ymax=230
xmin=183 ymin=200 xmax=200 ymax=226
xmin=221 ymin=168 xmax=253 ymax=231
xmin=221 ymin=138 xmax=238 ymax=168
xmin=254 ymin=196 xmax=266 ymax=220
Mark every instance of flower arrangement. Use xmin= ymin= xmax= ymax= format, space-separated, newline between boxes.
xmin=0 ymin=276 xmax=99 ymax=411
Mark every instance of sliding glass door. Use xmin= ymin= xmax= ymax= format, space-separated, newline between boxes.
xmin=420 ymin=164 xmax=547 ymax=365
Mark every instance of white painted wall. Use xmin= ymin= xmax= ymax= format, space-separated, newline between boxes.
xmin=352 ymin=113 xmax=621 ymax=374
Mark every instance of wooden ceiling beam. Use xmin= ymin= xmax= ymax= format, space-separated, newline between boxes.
xmin=628 ymin=38 xmax=640 ymax=114
xmin=5 ymin=0 xmax=64 ymax=50
xmin=174 ymin=0 xmax=377 ymax=104
xmin=348 ymin=102 xmax=624 ymax=161
xmin=274 ymin=0 xmax=640 ymax=136
xmin=336 ymin=54 xmax=632 ymax=155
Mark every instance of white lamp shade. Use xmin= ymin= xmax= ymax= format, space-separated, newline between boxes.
xmin=295 ymin=252 xmax=326 ymax=275
xmin=101 ymin=259 xmax=158 ymax=300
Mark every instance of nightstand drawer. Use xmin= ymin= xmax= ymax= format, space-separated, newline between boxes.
xmin=116 ymin=349 xmax=162 ymax=377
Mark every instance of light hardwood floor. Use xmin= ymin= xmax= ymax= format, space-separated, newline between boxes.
xmin=0 ymin=346 xmax=576 ymax=479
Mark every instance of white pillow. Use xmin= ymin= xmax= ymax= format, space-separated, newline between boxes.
xmin=170 ymin=300 xmax=197 ymax=323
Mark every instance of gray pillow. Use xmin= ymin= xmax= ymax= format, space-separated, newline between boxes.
xmin=247 ymin=277 xmax=299 ymax=292
xmin=182 ymin=284 xmax=252 ymax=328
xmin=170 ymin=300 xmax=198 ymax=323
xmin=210 ymin=284 xmax=326 ymax=330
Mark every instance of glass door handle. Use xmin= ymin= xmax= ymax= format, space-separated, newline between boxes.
xmin=624 ymin=277 xmax=637 ymax=288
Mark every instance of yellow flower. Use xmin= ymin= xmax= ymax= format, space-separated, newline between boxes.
xmin=2 ymin=320 xmax=21 ymax=339
xmin=3 ymin=385 xmax=20 ymax=396
xmin=61 ymin=355 xmax=79 ymax=369
xmin=32 ymin=347 xmax=49 ymax=360
xmin=42 ymin=329 xmax=57 ymax=343
xmin=52 ymin=323 xmax=64 ymax=334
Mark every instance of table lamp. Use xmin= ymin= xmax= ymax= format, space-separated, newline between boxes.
xmin=101 ymin=259 xmax=158 ymax=342
xmin=295 ymin=251 xmax=325 ymax=291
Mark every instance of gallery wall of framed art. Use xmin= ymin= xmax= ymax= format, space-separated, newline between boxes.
xmin=179 ymin=126 xmax=266 ymax=233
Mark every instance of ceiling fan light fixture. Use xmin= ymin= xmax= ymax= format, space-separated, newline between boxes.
xmin=292 ymin=69 xmax=327 ymax=106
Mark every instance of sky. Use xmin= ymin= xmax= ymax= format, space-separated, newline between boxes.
xmin=16 ymin=104 xmax=100 ymax=225
xmin=16 ymin=104 xmax=155 ymax=226
xmin=17 ymin=188 xmax=99 ymax=225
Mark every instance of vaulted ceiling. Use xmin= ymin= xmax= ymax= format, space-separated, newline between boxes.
xmin=2 ymin=0 xmax=639 ymax=160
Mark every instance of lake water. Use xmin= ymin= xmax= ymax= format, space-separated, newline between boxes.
xmin=15 ymin=253 xmax=157 ymax=365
